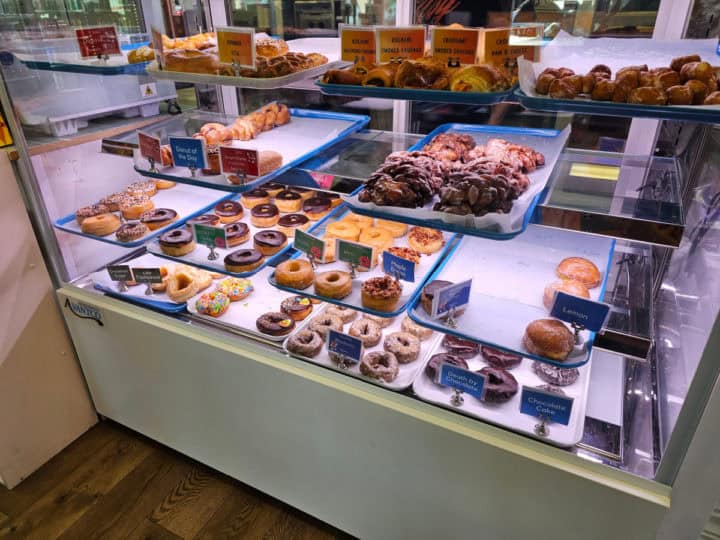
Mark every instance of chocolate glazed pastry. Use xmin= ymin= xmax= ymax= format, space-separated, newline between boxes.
xmin=187 ymin=214 xmax=220 ymax=227
xmin=224 ymin=248 xmax=263 ymax=269
xmin=159 ymin=227 xmax=193 ymax=247
xmin=425 ymin=353 xmax=469 ymax=383
xmin=275 ymin=189 xmax=302 ymax=202
xmin=251 ymin=203 xmax=279 ymax=220
xmin=256 ymin=311 xmax=295 ymax=336
xmin=302 ymin=197 xmax=330 ymax=214
xmin=478 ymin=366 xmax=518 ymax=403
xmin=442 ymin=335 xmax=479 ymax=358
xmin=140 ymin=208 xmax=177 ymax=224
xmin=278 ymin=214 xmax=309 ymax=228
xmin=214 ymin=200 xmax=243 ymax=218
xmin=481 ymin=345 xmax=522 ymax=369
xmin=224 ymin=222 xmax=250 ymax=245
xmin=254 ymin=230 xmax=286 ymax=248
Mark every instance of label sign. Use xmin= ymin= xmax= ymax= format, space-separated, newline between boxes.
xmin=216 ymin=26 xmax=255 ymax=68
xmin=340 ymin=25 xmax=376 ymax=64
xmin=550 ymin=291 xmax=610 ymax=332
xmin=193 ymin=223 xmax=227 ymax=249
xmin=520 ymin=386 xmax=574 ymax=426
xmin=337 ymin=239 xmax=373 ymax=269
xmin=75 ymin=25 xmax=120 ymax=58
xmin=138 ymin=131 xmax=162 ymax=164
xmin=107 ymin=265 xmax=133 ymax=282
xmin=294 ymin=229 xmax=325 ymax=260
xmin=64 ymin=298 xmax=103 ymax=326
xmin=438 ymin=363 xmax=485 ymax=399
xmin=382 ymin=251 xmax=415 ymax=282
xmin=431 ymin=279 xmax=472 ymax=319
xmin=327 ymin=329 xmax=362 ymax=363
xmin=431 ymin=27 xmax=479 ymax=64
xmin=151 ymin=26 xmax=164 ymax=69
xmin=220 ymin=146 xmax=259 ymax=176
xmin=131 ymin=267 xmax=163 ymax=284
xmin=169 ymin=136 xmax=207 ymax=170
xmin=376 ymin=26 xmax=425 ymax=63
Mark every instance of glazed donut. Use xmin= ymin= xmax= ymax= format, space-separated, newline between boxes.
xmin=195 ymin=291 xmax=230 ymax=317
xmin=277 ymin=214 xmax=310 ymax=238
xmin=166 ymin=270 xmax=200 ymax=303
xmin=325 ymin=305 xmax=357 ymax=324
xmin=253 ymin=230 xmax=287 ymax=256
xmin=159 ymin=228 xmax=196 ymax=256
xmin=80 ymin=213 xmax=121 ymax=236
xmin=215 ymin=277 xmax=253 ymax=301
xmin=556 ymin=257 xmax=601 ymax=289
xmin=224 ymin=222 xmax=250 ymax=247
xmin=523 ymin=319 xmax=574 ymax=361
xmin=274 ymin=190 xmax=302 ymax=213
xmin=308 ymin=313 xmax=343 ymax=340
xmin=286 ymin=329 xmax=324 ymax=358
xmin=251 ymin=203 xmax=280 ymax=228
xmin=325 ymin=221 xmax=360 ymax=242
xmin=314 ymin=271 xmax=352 ymax=299
xmin=341 ymin=212 xmax=374 ymax=230
xmin=408 ymin=226 xmax=444 ymax=255
xmin=543 ymin=279 xmax=590 ymax=311
xmin=360 ymin=351 xmax=399 ymax=383
xmin=76 ymin=203 xmax=110 ymax=224
xmin=349 ymin=318 xmax=382 ymax=347
xmin=140 ymin=208 xmax=178 ymax=230
xmin=401 ymin=316 xmax=433 ymax=341
xmin=425 ymin=353 xmax=468 ymax=383
xmin=280 ymin=296 xmax=313 ymax=321
xmin=363 ymin=314 xmax=395 ymax=328
xmin=214 ymin=200 xmax=244 ymax=224
xmin=256 ymin=311 xmax=295 ymax=336
xmin=532 ymin=361 xmax=579 ymax=386
xmin=115 ymin=221 xmax=148 ymax=243
xmin=358 ymin=227 xmax=393 ymax=252
xmin=275 ymin=259 xmax=314 ymax=289
xmin=120 ymin=195 xmax=154 ymax=220
xmin=478 ymin=367 xmax=518 ymax=403
xmin=361 ymin=275 xmax=402 ymax=312
xmin=224 ymin=249 xmax=264 ymax=273
xmin=383 ymin=331 xmax=420 ymax=363
xmin=480 ymin=345 xmax=522 ymax=370
xmin=442 ymin=334 xmax=479 ymax=358
xmin=375 ymin=218 xmax=408 ymax=238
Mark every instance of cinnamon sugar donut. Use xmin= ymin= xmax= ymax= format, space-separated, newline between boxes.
xmin=383 ymin=332 xmax=420 ymax=363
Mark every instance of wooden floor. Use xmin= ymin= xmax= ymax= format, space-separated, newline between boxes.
xmin=0 ymin=421 xmax=350 ymax=540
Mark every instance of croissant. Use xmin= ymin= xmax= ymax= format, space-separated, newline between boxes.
xmin=362 ymin=63 xmax=399 ymax=87
xmin=321 ymin=69 xmax=363 ymax=85
xmin=449 ymin=65 xmax=510 ymax=93
xmin=394 ymin=60 xmax=449 ymax=90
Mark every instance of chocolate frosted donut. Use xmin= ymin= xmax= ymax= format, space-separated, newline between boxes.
xmin=262 ymin=181 xmax=285 ymax=192
xmin=76 ymin=203 xmax=109 ymax=224
xmin=481 ymin=345 xmax=522 ymax=370
xmin=289 ymin=186 xmax=312 ymax=196
xmin=115 ymin=222 xmax=148 ymax=242
xmin=256 ymin=311 xmax=295 ymax=336
xmin=442 ymin=335 xmax=479 ymax=359
xmin=140 ymin=208 xmax=177 ymax=224
xmin=224 ymin=249 xmax=263 ymax=266
xmin=243 ymin=188 xmax=269 ymax=200
xmin=425 ymin=353 xmax=468 ymax=383
xmin=302 ymin=197 xmax=331 ymax=214
xmin=159 ymin=228 xmax=193 ymax=246
xmin=214 ymin=200 xmax=243 ymax=217
xmin=421 ymin=280 xmax=454 ymax=315
xmin=254 ymin=230 xmax=287 ymax=247
xmin=224 ymin=222 xmax=249 ymax=240
xmin=187 ymin=214 xmax=220 ymax=227
xmin=478 ymin=367 xmax=518 ymax=403
xmin=251 ymin=203 xmax=279 ymax=218
xmin=275 ymin=189 xmax=301 ymax=202
xmin=532 ymin=361 xmax=579 ymax=387
xmin=278 ymin=214 xmax=309 ymax=228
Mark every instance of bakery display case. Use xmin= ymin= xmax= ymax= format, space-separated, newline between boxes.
xmin=4 ymin=0 xmax=720 ymax=538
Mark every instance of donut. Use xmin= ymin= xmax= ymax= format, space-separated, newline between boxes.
xmin=115 ymin=222 xmax=148 ymax=242
xmin=408 ymin=226 xmax=444 ymax=255
xmin=159 ymin=228 xmax=196 ymax=256
xmin=155 ymin=179 xmax=176 ymax=189
xmin=401 ymin=316 xmax=433 ymax=340
xmin=253 ymin=230 xmax=287 ymax=256
xmin=274 ymin=190 xmax=302 ymax=213
xmin=195 ymin=291 xmax=230 ymax=317
xmin=361 ymin=275 xmax=402 ymax=312
xmin=425 ymin=353 xmax=468 ymax=383
xmin=256 ymin=311 xmax=295 ymax=336
xmin=286 ymin=329 xmax=323 ymax=357
xmin=314 ymin=271 xmax=352 ymax=299
xmin=320 ymin=192 xmax=342 ymax=208
xmin=76 ymin=203 xmax=110 ymax=224
xmin=214 ymin=200 xmax=244 ymax=224
xmin=280 ymin=296 xmax=313 ymax=321
xmin=375 ymin=218 xmax=408 ymax=238
xmin=166 ymin=269 xmax=199 ymax=303
xmin=358 ymin=227 xmax=393 ymax=252
xmin=302 ymin=197 xmax=331 ymax=221
xmin=478 ymin=367 xmax=518 ymax=403
xmin=362 ymin=314 xmax=395 ymax=328
xmin=386 ymin=247 xmax=421 ymax=272
xmin=349 ymin=318 xmax=382 ymax=347
xmin=536 ymin=384 xmax=567 ymax=396
xmin=543 ymin=279 xmax=590 ymax=311
xmin=421 ymin=280 xmax=454 ymax=316
xmin=442 ymin=335 xmax=479 ymax=358
xmin=187 ymin=214 xmax=220 ymax=228
xmin=341 ymin=212 xmax=374 ymax=230
xmin=556 ymin=257 xmax=602 ymax=288
xmin=224 ymin=249 xmax=264 ymax=273
xmin=150 ymin=266 xmax=171 ymax=292
xmin=383 ymin=332 xmax=420 ymax=363
xmin=289 ymin=186 xmax=314 ymax=200
xmin=240 ymin=188 xmax=270 ymax=209
xmin=261 ymin=181 xmax=285 ymax=197
xmin=325 ymin=305 xmax=357 ymax=324
xmin=80 ymin=213 xmax=121 ymax=236
xmin=99 ymin=193 xmax=129 ymax=212
xmin=140 ymin=208 xmax=178 ymax=230
xmin=277 ymin=214 xmax=310 ymax=238
xmin=532 ymin=361 xmax=579 ymax=386
xmin=360 ymin=351 xmax=399 ymax=383
xmin=523 ymin=319 xmax=574 ymax=361
xmin=321 ymin=236 xmax=336 ymax=263
xmin=480 ymin=345 xmax=522 ymax=370
xmin=120 ymin=195 xmax=154 ymax=220
xmin=215 ymin=277 xmax=253 ymax=301
xmin=224 ymin=222 xmax=250 ymax=247
xmin=251 ymin=203 xmax=280 ymax=228
xmin=126 ymin=180 xmax=157 ymax=197
xmin=275 ymin=259 xmax=314 ymax=289
xmin=308 ymin=313 xmax=343 ymax=340
xmin=325 ymin=221 xmax=360 ymax=242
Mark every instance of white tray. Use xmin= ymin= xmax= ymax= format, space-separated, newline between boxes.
xmin=412 ymin=335 xmax=591 ymax=447
xmin=408 ymin=225 xmax=615 ymax=368
xmin=284 ymin=304 xmax=443 ymax=391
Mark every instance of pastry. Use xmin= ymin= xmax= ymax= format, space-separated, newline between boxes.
xmin=478 ymin=367 xmax=518 ymax=403
xmin=425 ymin=353 xmax=468 ymax=383
xmin=164 ymin=48 xmax=220 ymax=74
xmin=277 ymin=214 xmax=310 ymax=237
xmin=80 ymin=213 xmax=121 ymax=236
xmin=140 ymin=208 xmax=177 ymax=230
xmin=155 ymin=179 xmax=175 ymax=189
xmin=302 ymin=197 xmax=331 ymax=221
xmin=256 ymin=312 xmax=295 ymax=336
xmin=670 ymin=54 xmax=701 ymax=71
xmin=361 ymin=275 xmax=402 ymax=312
xmin=321 ymin=69 xmax=364 ymax=85
xmin=359 ymin=227 xmax=393 ymax=252
xmin=289 ymin=187 xmax=314 ymax=200
xmin=667 ymin=85 xmax=693 ymax=105
xmin=159 ymin=228 xmax=196 ymax=256
xmin=523 ymin=319 xmax=574 ymax=361
xmin=407 ymin=227 xmax=443 ymax=254
xmin=705 ymin=91 xmax=720 ymax=105
xmin=166 ymin=269 xmax=199 ymax=303
xmin=400 ymin=316 xmax=433 ymax=341
xmin=686 ymin=79 xmax=710 ymax=104
xmin=160 ymin=145 xmax=173 ymax=167
xmin=214 ymin=200 xmax=244 ymax=223
xmin=274 ymin=190 xmax=302 ymax=213
xmin=256 ymin=37 xmax=288 ymax=58
xmin=383 ymin=332 xmax=420 ymax=363
xmin=195 ymin=291 xmax=230 ymax=317
xmin=423 ymin=133 xmax=475 ymax=162
xmin=680 ymin=61 xmax=713 ymax=83
xmin=362 ymin=63 xmax=399 ymax=87
xmin=216 ymin=277 xmax=253 ymax=301
xmin=321 ymin=237 xmax=336 ymax=263
xmin=543 ymin=279 xmax=591 ymax=311
xmin=275 ymin=259 xmax=314 ymax=289
xmin=224 ymin=222 xmax=250 ymax=247
xmin=480 ymin=345 xmax=522 ymax=370
xmin=449 ymin=64 xmax=509 ymax=92
xmin=308 ymin=313 xmax=343 ymax=340
xmin=120 ymin=195 xmax=154 ymax=220
xmin=556 ymin=257 xmax=602 ymax=288
xmin=628 ymin=87 xmax=667 ymax=105
xmin=187 ymin=214 xmax=220 ymax=228
xmin=318 ymin=192 xmax=341 ymax=208
xmin=126 ymin=180 xmax=157 ymax=198
xmin=442 ymin=334 xmax=479 ymax=359
xmin=226 ymin=151 xmax=283 ymax=184
xmin=253 ymin=230 xmax=287 ymax=256
xmin=261 ymin=181 xmax=285 ymax=197
xmin=420 ymin=279 xmax=454 ymax=316
xmin=314 ymin=270 xmax=352 ymax=299
xmin=280 ymin=296 xmax=313 ymax=321
xmin=286 ymin=329 xmax=324 ymax=357
xmin=532 ymin=361 xmax=580 ymax=386
xmin=76 ymin=204 xmax=110 ymax=224
xmin=115 ymin=222 xmax=148 ymax=242
xmin=341 ymin=212 xmax=374 ymax=230
xmin=127 ymin=45 xmax=155 ymax=63
xmin=374 ymin=219 xmax=407 ymax=238
xmin=250 ymin=203 xmax=280 ymax=228
xmin=360 ymin=351 xmax=399 ymax=383
xmin=349 ymin=318 xmax=382 ymax=347
xmin=98 ymin=193 xmax=128 ymax=212
xmin=386 ymin=247 xmax=421 ymax=271
xmin=535 ymin=72 xmax=557 ymax=95
xmin=202 ymin=145 xmax=221 ymax=175
xmin=591 ymin=79 xmax=615 ymax=100
xmin=325 ymin=305 xmax=357 ymax=324
xmin=395 ymin=59 xmax=449 ymax=90
xmin=150 ymin=266 xmax=171 ymax=292
xmin=325 ymin=221 xmax=360 ymax=242
xmin=224 ymin=249 xmax=264 ymax=273
xmin=548 ymin=78 xmax=577 ymax=99
xmin=240 ymin=189 xmax=270 ymax=209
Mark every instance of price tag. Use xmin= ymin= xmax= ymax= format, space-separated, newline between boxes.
xmin=520 ymin=386 xmax=574 ymax=426
xmin=216 ymin=26 xmax=255 ymax=68
xmin=375 ymin=26 xmax=425 ymax=63
xmin=138 ymin=131 xmax=162 ymax=164
xmin=220 ymin=146 xmax=259 ymax=176
xmin=151 ymin=26 xmax=164 ymax=69
xmin=193 ymin=223 xmax=227 ymax=249
xmin=132 ymin=268 xmax=163 ymax=284
xmin=438 ymin=363 xmax=486 ymax=399
xmin=431 ymin=26 xmax=479 ymax=65
xmin=550 ymin=291 xmax=610 ymax=332
xmin=75 ymin=25 xmax=120 ymax=58
xmin=337 ymin=239 xmax=373 ymax=269
xmin=169 ymin=136 xmax=207 ymax=170
xmin=431 ymin=279 xmax=472 ymax=319
xmin=327 ymin=329 xmax=363 ymax=364
xmin=382 ymin=251 xmax=415 ymax=282
xmin=339 ymin=24 xmax=376 ymax=64
xmin=294 ymin=229 xmax=325 ymax=261
xmin=107 ymin=265 xmax=133 ymax=282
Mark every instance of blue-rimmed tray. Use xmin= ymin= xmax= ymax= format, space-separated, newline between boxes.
xmin=134 ymin=109 xmax=370 ymax=192
xmin=54 ymin=183 xmax=232 ymax=248
xmin=13 ymin=42 xmax=152 ymax=75
xmin=344 ymin=123 xmax=571 ymax=240
xmin=408 ymin=225 xmax=615 ymax=369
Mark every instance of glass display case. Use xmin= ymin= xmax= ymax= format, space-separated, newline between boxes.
xmin=2 ymin=0 xmax=720 ymax=538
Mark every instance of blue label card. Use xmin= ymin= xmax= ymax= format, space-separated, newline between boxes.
xmin=550 ymin=291 xmax=610 ymax=332
xmin=431 ymin=279 xmax=472 ymax=319
xmin=382 ymin=251 xmax=415 ymax=282
xmin=327 ymin=329 xmax=363 ymax=363
xmin=438 ymin=363 xmax=485 ymax=399
xmin=520 ymin=386 xmax=574 ymax=426
xmin=169 ymin=136 xmax=207 ymax=169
